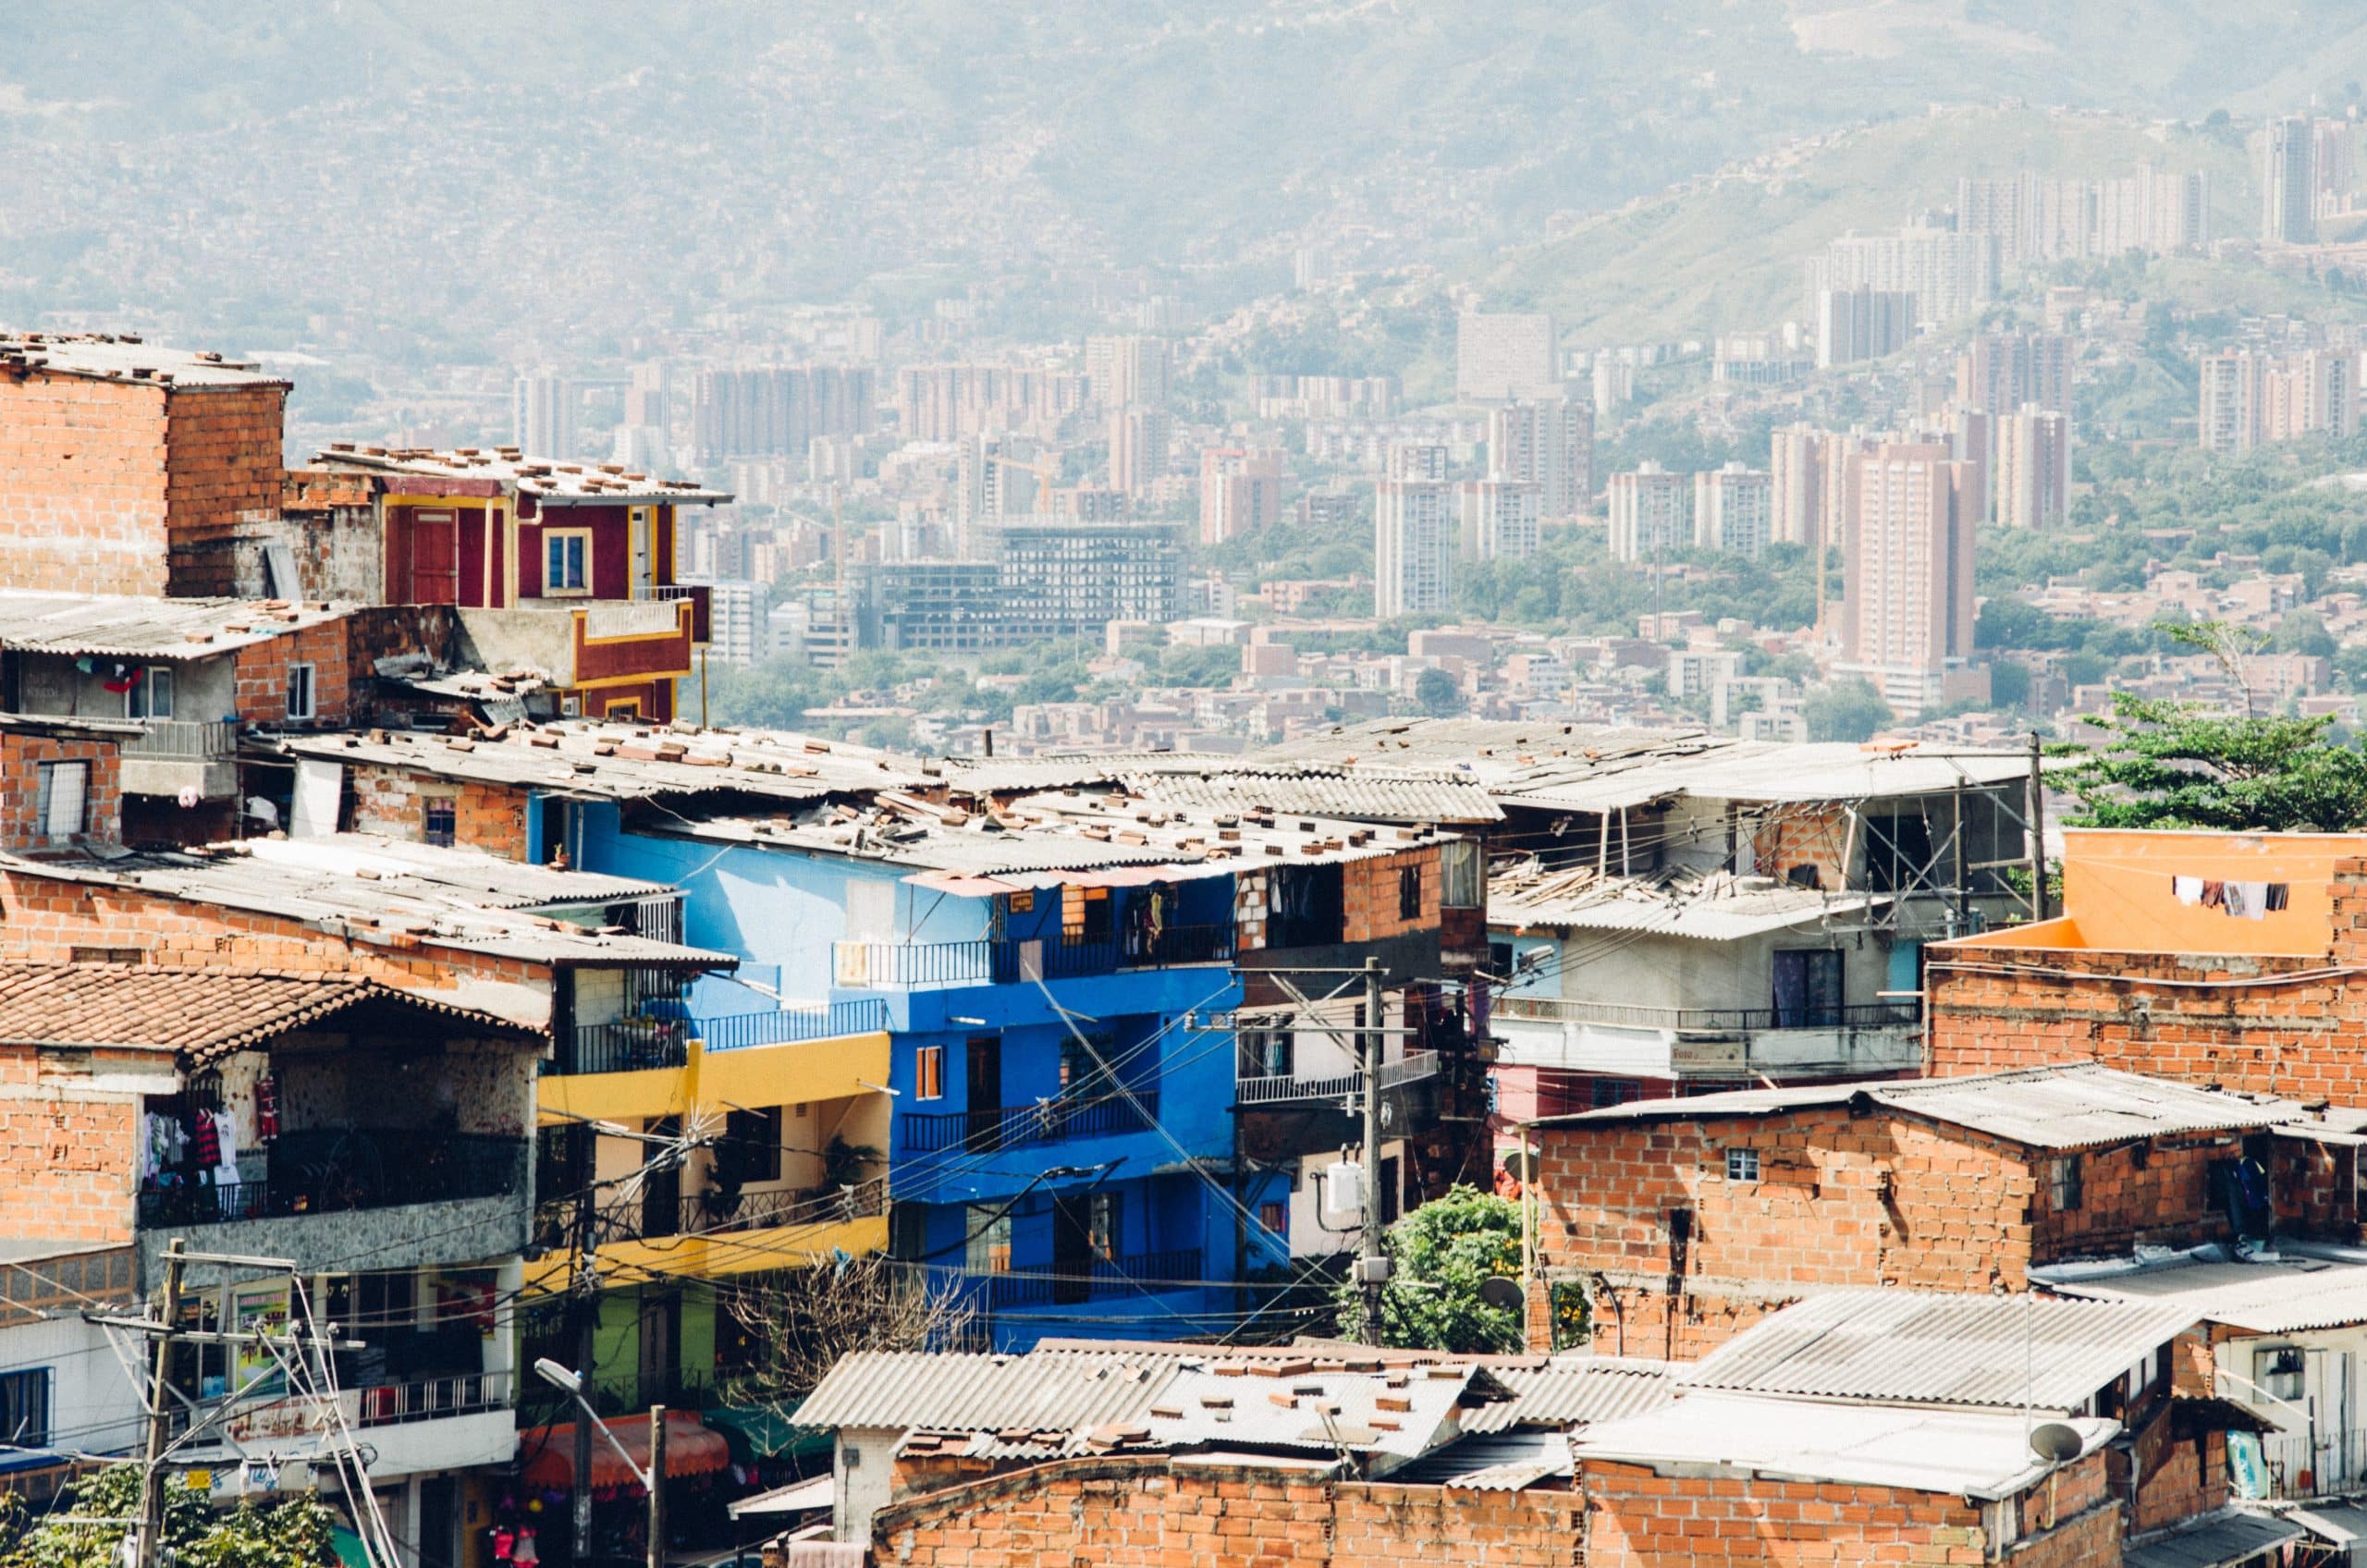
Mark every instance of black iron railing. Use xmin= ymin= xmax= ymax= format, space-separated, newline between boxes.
xmin=835 ymin=926 xmax=1234 ymax=988
xmin=699 ymin=998 xmax=889 ymax=1050
xmin=562 ymin=1179 xmax=889 ymax=1249
xmin=901 ymin=1091 xmax=1160 ymax=1154
xmin=1493 ymin=996 xmax=1923 ymax=1033
xmin=552 ymin=1017 xmax=692 ymax=1076
xmin=137 ymin=1131 xmax=526 ymax=1228
xmin=972 ymin=1248 xmax=1208 ymax=1309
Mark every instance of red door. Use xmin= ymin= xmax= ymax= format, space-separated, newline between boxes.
xmin=409 ymin=509 xmax=460 ymax=605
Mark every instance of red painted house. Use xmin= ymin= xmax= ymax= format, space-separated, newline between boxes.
xmin=307 ymin=446 xmax=730 ymax=722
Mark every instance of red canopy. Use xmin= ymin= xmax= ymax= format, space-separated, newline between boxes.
xmin=519 ymin=1412 xmax=731 ymax=1491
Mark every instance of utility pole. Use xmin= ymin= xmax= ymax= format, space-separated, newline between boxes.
xmin=2026 ymin=731 xmax=2050 ymax=924
xmin=647 ymin=1405 xmax=667 ymax=1568
xmin=571 ymin=1133 xmax=599 ymax=1568
xmin=134 ymin=1237 xmax=188 ymax=1568
xmin=1356 ymin=955 xmax=1389 ymax=1344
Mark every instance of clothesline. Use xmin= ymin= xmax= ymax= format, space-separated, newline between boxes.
xmin=2168 ymin=875 xmax=2291 ymax=921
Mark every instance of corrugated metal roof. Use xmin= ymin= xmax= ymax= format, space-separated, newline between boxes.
xmin=792 ymin=1350 xmax=1177 ymax=1433
xmin=0 ymin=592 xmax=352 ymax=659
xmin=1544 ymin=1064 xmax=2295 ymax=1149
xmin=1490 ymin=864 xmax=1886 ymax=939
xmin=1140 ymin=1365 xmax=1486 ymax=1460
xmin=1682 ymin=1290 xmax=2198 ymax=1411
xmin=1382 ymin=1428 xmax=1571 ymax=1489
xmin=313 ymin=445 xmax=730 ymax=504
xmin=1121 ymin=772 xmax=1503 ymax=826
xmin=1462 ymin=1358 xmax=1679 ymax=1432
xmin=0 ymin=335 xmax=288 ymax=388
xmin=2124 ymin=1511 xmax=2303 ymax=1568
xmin=1571 ymin=1394 xmax=2116 ymax=1500
xmin=2045 ymin=1252 xmax=2367 ymax=1334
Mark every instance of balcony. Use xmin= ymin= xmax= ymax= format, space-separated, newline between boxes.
xmin=552 ymin=1016 xmax=691 ymax=1076
xmin=355 ymin=1369 xmax=514 ymax=1429
xmin=833 ymin=925 xmax=1234 ymax=989
xmin=632 ymin=582 xmax=714 ymax=644
xmin=136 ymin=1130 xmax=527 ymax=1229
xmin=1236 ymin=1049 xmax=1440 ymax=1108
xmin=1491 ymin=995 xmax=1924 ymax=1081
xmin=568 ymin=1178 xmax=890 ymax=1249
xmin=901 ymin=1091 xmax=1159 ymax=1154
xmin=956 ymin=1248 xmax=1207 ymax=1310
xmin=456 ymin=594 xmax=696 ymax=694
xmin=120 ymin=718 xmax=239 ymax=799
xmin=701 ymin=998 xmax=889 ymax=1051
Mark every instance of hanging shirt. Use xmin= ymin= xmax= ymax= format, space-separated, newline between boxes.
xmin=190 ymin=1111 xmax=221 ymax=1169
xmin=211 ymin=1111 xmax=241 ymax=1186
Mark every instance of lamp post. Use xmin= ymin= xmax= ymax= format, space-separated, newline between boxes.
xmin=536 ymin=1359 xmax=667 ymax=1568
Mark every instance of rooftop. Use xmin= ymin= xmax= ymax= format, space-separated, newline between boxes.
xmin=1682 ymin=1289 xmax=2198 ymax=1412
xmin=1489 ymin=863 xmax=1886 ymax=940
xmin=944 ymin=754 xmax=1502 ymax=826
xmin=0 ymin=963 xmax=537 ymax=1066
xmin=1571 ymin=1393 xmax=2116 ymax=1500
xmin=0 ymin=592 xmax=353 ymax=661
xmin=2040 ymin=1243 xmax=2367 ymax=1334
xmin=313 ymin=445 xmax=729 ymax=505
xmin=0 ymin=335 xmax=288 ymax=389
xmin=1539 ymin=1063 xmax=2296 ymax=1149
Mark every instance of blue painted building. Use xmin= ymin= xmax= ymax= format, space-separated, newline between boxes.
xmin=559 ymin=793 xmax=1306 ymax=1348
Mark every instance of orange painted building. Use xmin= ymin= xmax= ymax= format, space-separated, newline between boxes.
xmin=1930 ymin=827 xmax=2367 ymax=1099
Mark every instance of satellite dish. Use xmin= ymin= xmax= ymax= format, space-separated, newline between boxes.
xmin=1478 ymin=1276 xmax=1525 ymax=1313
xmin=2029 ymin=1422 xmax=2084 ymax=1464
xmin=1501 ymin=1149 xmax=1539 ymax=1182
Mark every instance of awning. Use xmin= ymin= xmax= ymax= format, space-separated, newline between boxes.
xmin=2294 ymin=1503 xmax=2367 ymax=1547
xmin=729 ymin=1475 xmax=832 ymax=1520
xmin=2123 ymin=1511 xmax=2302 ymax=1568
xmin=518 ymin=1412 xmax=731 ymax=1491
xmin=705 ymin=1403 xmax=831 ymax=1466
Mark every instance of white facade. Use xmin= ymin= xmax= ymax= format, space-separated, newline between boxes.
xmin=1375 ymin=479 xmax=1454 ymax=616
xmin=1693 ymin=463 xmax=1773 ymax=557
xmin=1457 ymin=477 xmax=1542 ymax=562
xmin=1606 ymin=463 xmax=1690 ymax=562
xmin=1456 ymin=312 xmax=1560 ymax=402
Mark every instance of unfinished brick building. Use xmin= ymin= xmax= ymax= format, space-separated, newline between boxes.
xmin=1930 ymin=827 xmax=2367 ymax=1104
xmin=1523 ymin=1062 xmax=2291 ymax=1359
xmin=0 ymin=336 xmax=290 ymax=599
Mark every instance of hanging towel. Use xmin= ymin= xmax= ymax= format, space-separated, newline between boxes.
xmin=2172 ymin=876 xmax=2203 ymax=905
xmin=2266 ymin=883 xmax=2291 ymax=912
xmin=210 ymin=1111 xmax=241 ymax=1185
xmin=2223 ymin=882 xmax=2249 ymax=919
xmin=2230 ymin=881 xmax=2270 ymax=920
xmin=2201 ymin=880 xmax=2226 ymax=909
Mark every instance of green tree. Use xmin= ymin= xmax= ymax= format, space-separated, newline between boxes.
xmin=1801 ymin=678 xmax=1894 ymax=742
xmin=1412 ymin=667 xmax=1466 ymax=717
xmin=2064 ymin=696 xmax=2367 ymax=832
xmin=1331 ymin=1185 xmax=1522 ymax=1354
xmin=5 ymin=1465 xmax=340 ymax=1568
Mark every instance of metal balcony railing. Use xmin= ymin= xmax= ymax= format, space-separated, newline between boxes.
xmin=967 ymin=1248 xmax=1208 ymax=1309
xmin=1492 ymin=996 xmax=1924 ymax=1033
xmin=137 ymin=1131 xmax=526 ymax=1228
xmin=900 ymin=1091 xmax=1159 ymax=1154
xmin=552 ymin=1017 xmax=692 ymax=1076
xmin=1236 ymin=1049 xmax=1440 ymax=1107
xmin=833 ymin=926 xmax=1234 ymax=989
xmin=564 ymin=1178 xmax=890 ymax=1248
xmin=632 ymin=582 xmax=713 ymax=643
xmin=2262 ymin=1427 xmax=2367 ymax=1501
xmin=698 ymin=998 xmax=889 ymax=1051
xmin=123 ymin=718 xmax=239 ymax=759
xmin=354 ymin=1369 xmax=514 ymax=1428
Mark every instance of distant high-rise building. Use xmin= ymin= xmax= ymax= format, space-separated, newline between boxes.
xmin=1456 ymin=312 xmax=1561 ymax=402
xmin=2265 ymin=116 xmax=2319 ymax=244
xmin=955 ymin=432 xmax=1043 ymax=557
xmin=1956 ymin=333 xmax=2071 ymax=417
xmin=1956 ymin=168 xmax=2212 ymax=263
xmin=1456 ymin=478 xmax=1541 ymax=562
xmin=1374 ymin=477 xmax=1454 ymax=617
xmin=1809 ymin=224 xmax=1997 ymax=326
xmin=1383 ymin=439 xmax=1450 ymax=483
xmin=1489 ymin=398 xmax=1595 ymax=516
xmin=1769 ymin=423 xmax=1830 ymax=548
xmin=625 ymin=362 xmax=671 ymax=430
xmin=1110 ymin=405 xmax=1171 ymax=499
xmin=1693 ymin=462 xmax=1774 ymax=558
xmin=512 ymin=372 xmax=575 ymax=459
xmin=2199 ymin=348 xmax=2358 ymax=453
xmin=1085 ymin=336 xmax=1171 ymax=410
xmin=895 ymin=363 xmax=1087 ymax=441
xmin=1815 ymin=288 xmax=1918 ymax=369
xmin=680 ymin=577 xmax=774 ymax=668
xmin=2199 ymin=351 xmax=2261 ymax=455
xmin=693 ymin=365 xmax=877 ymax=461
xmin=1606 ymin=462 xmax=1690 ymax=563
xmin=1993 ymin=405 xmax=2073 ymax=531
xmin=1198 ymin=447 xmax=1286 ymax=545
xmin=1837 ymin=441 xmax=1981 ymax=717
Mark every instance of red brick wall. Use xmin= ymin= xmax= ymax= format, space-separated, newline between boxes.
xmin=0 ymin=373 xmax=173 ymax=596
xmin=0 ymin=735 xmax=122 ymax=851
xmin=162 ymin=386 xmax=288 ymax=597
xmin=348 ymin=765 xmax=530 ymax=860
xmin=1344 ymin=847 xmax=1439 ymax=945
xmin=1528 ymin=1106 xmax=2236 ymax=1356
xmin=870 ymin=1455 xmax=1585 ymax=1567
xmin=1751 ymin=803 xmax=1853 ymax=891
xmin=231 ymin=623 xmax=351 ymax=727
xmin=0 ymin=1050 xmax=141 ymax=1246
xmin=1582 ymin=1450 xmax=2116 ymax=1567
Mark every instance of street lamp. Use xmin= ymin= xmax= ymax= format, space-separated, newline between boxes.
xmin=534 ymin=1359 xmax=667 ymax=1568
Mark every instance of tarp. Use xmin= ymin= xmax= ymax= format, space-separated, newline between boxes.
xmin=518 ymin=1412 xmax=731 ymax=1491
xmin=705 ymin=1403 xmax=832 ymax=1465
xmin=728 ymin=1475 xmax=831 ymax=1519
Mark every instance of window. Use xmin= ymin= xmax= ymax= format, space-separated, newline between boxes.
xmin=1397 ymin=864 xmax=1423 ymax=921
xmin=286 ymin=663 xmax=316 ymax=721
xmin=1240 ymin=1027 xmax=1291 ymax=1081
xmin=1439 ymin=839 xmax=1482 ymax=908
xmin=1591 ymin=1078 xmax=1643 ymax=1109
xmin=1064 ymin=886 xmax=1112 ymax=945
xmin=544 ymin=530 xmax=591 ymax=595
xmin=965 ymin=1204 xmax=1012 ymax=1276
xmin=1060 ymin=1035 xmax=1115 ymax=1097
xmin=69 ymin=946 xmax=141 ymax=965
xmin=127 ymin=667 xmax=173 ymax=721
xmin=2051 ymin=1155 xmax=2083 ymax=1213
xmin=1725 ymin=1147 xmax=1760 ymax=1182
xmin=0 ymin=1369 xmax=49 ymax=1448
xmin=1257 ymin=1201 xmax=1287 ymax=1235
xmin=725 ymin=1107 xmax=783 ymax=1185
xmin=1088 ymin=1191 xmax=1119 ymax=1261
xmin=1771 ymin=949 xmax=1845 ymax=1028
xmin=423 ymin=797 xmax=457 ymax=848
xmin=1380 ymin=1155 xmax=1401 ymax=1225
xmin=914 ymin=1045 xmax=944 ymax=1100
xmin=603 ymin=698 xmax=641 ymax=718
xmin=34 ymin=761 xmax=86 ymax=842
xmin=2257 ymin=1346 xmax=2306 ymax=1403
